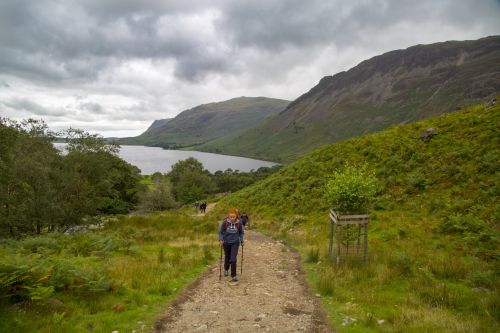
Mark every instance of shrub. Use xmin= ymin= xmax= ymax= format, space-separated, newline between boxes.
xmin=202 ymin=245 xmax=214 ymax=262
xmin=0 ymin=254 xmax=53 ymax=302
xmin=306 ymin=247 xmax=320 ymax=263
xmin=317 ymin=268 xmax=336 ymax=296
xmin=390 ymin=251 xmax=415 ymax=277
xmin=157 ymin=248 xmax=165 ymax=263
xmin=138 ymin=178 xmax=177 ymax=211
xmin=21 ymin=235 xmax=61 ymax=254
xmin=67 ymin=233 xmax=132 ymax=257
xmin=439 ymin=213 xmax=487 ymax=234
xmin=468 ymin=270 xmax=495 ymax=289
xmin=49 ymin=259 xmax=78 ymax=291
xmin=324 ymin=163 xmax=377 ymax=213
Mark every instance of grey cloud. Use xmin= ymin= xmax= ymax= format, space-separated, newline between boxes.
xmin=0 ymin=0 xmax=230 ymax=83
xmin=78 ymin=101 xmax=104 ymax=114
xmin=175 ymin=53 xmax=236 ymax=82
xmin=0 ymin=49 xmax=67 ymax=83
xmin=216 ymin=0 xmax=338 ymax=50
xmin=217 ymin=0 xmax=500 ymax=50
xmin=110 ymin=101 xmax=162 ymax=121
xmin=0 ymin=98 xmax=66 ymax=117
xmin=1 ymin=0 xmax=499 ymax=85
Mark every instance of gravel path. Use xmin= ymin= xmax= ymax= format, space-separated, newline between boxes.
xmin=154 ymin=230 xmax=333 ymax=332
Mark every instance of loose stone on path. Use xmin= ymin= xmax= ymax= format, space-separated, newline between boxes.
xmin=154 ymin=230 xmax=332 ymax=332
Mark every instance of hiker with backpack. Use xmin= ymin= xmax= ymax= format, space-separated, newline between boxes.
xmin=240 ymin=212 xmax=249 ymax=228
xmin=218 ymin=209 xmax=244 ymax=282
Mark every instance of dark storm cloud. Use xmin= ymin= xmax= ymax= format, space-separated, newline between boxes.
xmin=0 ymin=0 xmax=226 ymax=83
xmin=1 ymin=0 xmax=499 ymax=84
xmin=217 ymin=0 xmax=500 ymax=50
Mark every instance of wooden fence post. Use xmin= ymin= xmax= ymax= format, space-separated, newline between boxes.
xmin=329 ymin=209 xmax=370 ymax=265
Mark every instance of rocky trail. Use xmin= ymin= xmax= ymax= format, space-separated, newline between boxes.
xmin=154 ymin=230 xmax=332 ymax=332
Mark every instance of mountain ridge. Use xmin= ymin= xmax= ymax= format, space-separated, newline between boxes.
xmin=199 ymin=36 xmax=500 ymax=162
xmin=119 ymin=96 xmax=290 ymax=149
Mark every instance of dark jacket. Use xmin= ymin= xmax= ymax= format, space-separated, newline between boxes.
xmin=218 ymin=218 xmax=244 ymax=244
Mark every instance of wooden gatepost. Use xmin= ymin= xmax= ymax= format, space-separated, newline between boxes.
xmin=328 ymin=209 xmax=370 ymax=265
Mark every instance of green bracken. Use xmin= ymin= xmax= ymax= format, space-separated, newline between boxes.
xmin=211 ymin=100 xmax=500 ymax=332
xmin=0 ymin=212 xmax=218 ymax=333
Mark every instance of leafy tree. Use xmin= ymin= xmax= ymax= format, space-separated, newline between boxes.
xmin=59 ymin=130 xmax=141 ymax=216
xmin=324 ymin=163 xmax=378 ymax=213
xmin=0 ymin=119 xmax=61 ymax=234
xmin=168 ymin=157 xmax=205 ymax=183
xmin=138 ymin=177 xmax=177 ymax=211
xmin=0 ymin=118 xmax=141 ymax=236
xmin=168 ymin=158 xmax=215 ymax=204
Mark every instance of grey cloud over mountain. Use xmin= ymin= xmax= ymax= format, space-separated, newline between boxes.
xmin=1 ymin=98 xmax=67 ymax=117
xmin=0 ymin=0 xmax=499 ymax=136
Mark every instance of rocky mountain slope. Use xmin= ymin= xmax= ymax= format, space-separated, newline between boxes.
xmin=199 ymin=36 xmax=500 ymax=162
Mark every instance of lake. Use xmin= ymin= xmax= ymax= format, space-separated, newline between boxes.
xmin=53 ymin=143 xmax=277 ymax=174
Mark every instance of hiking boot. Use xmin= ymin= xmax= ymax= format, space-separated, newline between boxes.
xmin=231 ymin=276 xmax=238 ymax=282
xmin=224 ymin=270 xmax=229 ymax=277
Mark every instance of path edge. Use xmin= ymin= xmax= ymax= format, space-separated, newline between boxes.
xmin=153 ymin=262 xmax=218 ymax=332
xmin=277 ymin=236 xmax=335 ymax=332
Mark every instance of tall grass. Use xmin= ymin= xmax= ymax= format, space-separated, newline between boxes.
xmin=0 ymin=212 xmax=218 ymax=333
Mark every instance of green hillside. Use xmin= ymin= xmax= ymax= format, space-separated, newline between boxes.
xmin=200 ymin=36 xmax=500 ymax=162
xmin=119 ymin=97 xmax=289 ymax=149
xmin=212 ymin=101 xmax=500 ymax=331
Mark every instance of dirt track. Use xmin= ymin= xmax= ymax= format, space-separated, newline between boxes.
xmin=155 ymin=230 xmax=333 ymax=332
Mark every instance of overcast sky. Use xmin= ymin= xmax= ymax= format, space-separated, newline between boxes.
xmin=0 ymin=0 xmax=499 ymax=137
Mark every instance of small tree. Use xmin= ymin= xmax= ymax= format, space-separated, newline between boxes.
xmin=138 ymin=177 xmax=177 ymax=211
xmin=324 ymin=163 xmax=377 ymax=214
xmin=168 ymin=158 xmax=215 ymax=204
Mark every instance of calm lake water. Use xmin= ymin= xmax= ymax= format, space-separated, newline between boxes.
xmin=53 ymin=143 xmax=276 ymax=175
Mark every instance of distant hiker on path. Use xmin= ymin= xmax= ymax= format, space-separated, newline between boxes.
xmin=194 ymin=201 xmax=199 ymax=212
xmin=200 ymin=201 xmax=207 ymax=214
xmin=219 ymin=209 xmax=244 ymax=282
xmin=240 ymin=212 xmax=249 ymax=228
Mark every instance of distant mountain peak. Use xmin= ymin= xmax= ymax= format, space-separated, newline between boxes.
xmin=147 ymin=118 xmax=173 ymax=131
xmin=119 ymin=96 xmax=290 ymax=149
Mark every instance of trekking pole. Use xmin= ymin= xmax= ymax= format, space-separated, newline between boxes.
xmin=240 ymin=242 xmax=244 ymax=275
xmin=219 ymin=244 xmax=223 ymax=280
